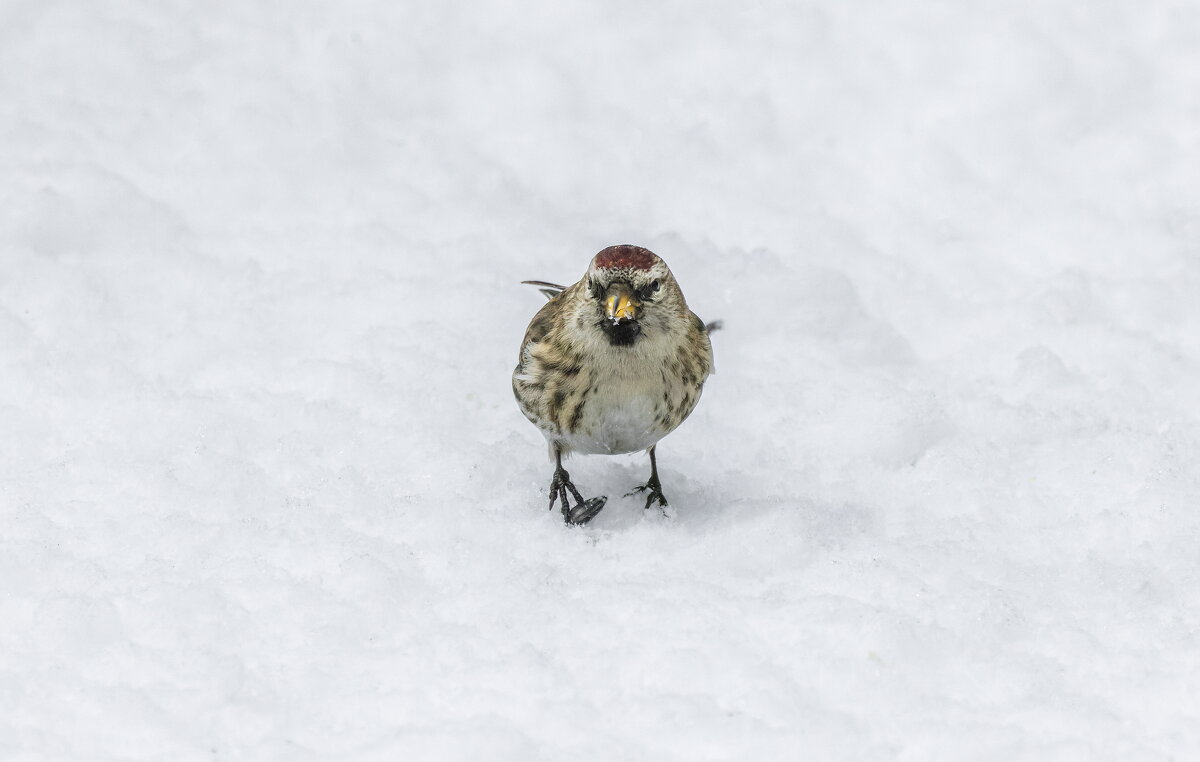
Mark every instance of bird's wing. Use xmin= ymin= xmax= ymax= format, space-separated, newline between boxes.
xmin=521 ymin=280 xmax=567 ymax=301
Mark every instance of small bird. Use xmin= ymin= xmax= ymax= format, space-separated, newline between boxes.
xmin=513 ymin=245 xmax=718 ymax=524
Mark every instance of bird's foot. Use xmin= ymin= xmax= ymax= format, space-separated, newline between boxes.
xmin=626 ymin=477 xmax=669 ymax=512
xmin=549 ymin=466 xmax=607 ymax=525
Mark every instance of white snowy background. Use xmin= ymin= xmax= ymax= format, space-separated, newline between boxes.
xmin=3 ymin=1 xmax=1199 ymax=759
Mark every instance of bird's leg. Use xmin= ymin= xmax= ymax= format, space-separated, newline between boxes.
xmin=627 ymin=445 xmax=669 ymax=511
xmin=548 ymin=446 xmax=607 ymax=525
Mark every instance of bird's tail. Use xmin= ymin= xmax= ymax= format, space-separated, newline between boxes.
xmin=521 ymin=280 xmax=567 ymax=301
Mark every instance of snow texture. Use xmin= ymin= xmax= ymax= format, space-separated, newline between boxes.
xmin=3 ymin=1 xmax=1200 ymax=759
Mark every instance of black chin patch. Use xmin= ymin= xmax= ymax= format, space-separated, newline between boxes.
xmin=601 ymin=319 xmax=642 ymax=346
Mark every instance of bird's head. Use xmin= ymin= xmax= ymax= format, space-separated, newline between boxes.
xmin=580 ymin=245 xmax=686 ymax=347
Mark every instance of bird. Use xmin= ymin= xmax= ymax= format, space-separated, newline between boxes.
xmin=513 ymin=244 xmax=718 ymax=524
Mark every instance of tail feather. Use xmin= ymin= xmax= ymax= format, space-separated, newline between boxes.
xmin=522 ymin=280 xmax=567 ymax=301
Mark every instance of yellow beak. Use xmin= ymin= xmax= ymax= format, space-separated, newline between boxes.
xmin=605 ymin=283 xmax=640 ymax=322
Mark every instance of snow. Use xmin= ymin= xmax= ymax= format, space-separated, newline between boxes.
xmin=3 ymin=1 xmax=1199 ymax=759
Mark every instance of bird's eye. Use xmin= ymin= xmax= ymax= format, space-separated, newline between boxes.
xmin=638 ymin=280 xmax=660 ymax=300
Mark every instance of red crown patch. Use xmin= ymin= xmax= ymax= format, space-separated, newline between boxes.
xmin=592 ymin=245 xmax=658 ymax=271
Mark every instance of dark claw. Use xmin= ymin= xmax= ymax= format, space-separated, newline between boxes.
xmin=627 ymin=445 xmax=669 ymax=513
xmin=625 ymin=482 xmax=668 ymax=512
xmin=548 ymin=461 xmax=607 ymax=525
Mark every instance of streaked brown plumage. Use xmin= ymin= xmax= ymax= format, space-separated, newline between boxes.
xmin=513 ymin=245 xmax=716 ymax=524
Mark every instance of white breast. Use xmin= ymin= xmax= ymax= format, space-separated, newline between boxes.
xmin=561 ymin=385 xmax=669 ymax=455
xmin=545 ymin=316 xmax=706 ymax=457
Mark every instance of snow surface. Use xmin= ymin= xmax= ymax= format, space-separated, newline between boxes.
xmin=3 ymin=1 xmax=1200 ymax=759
